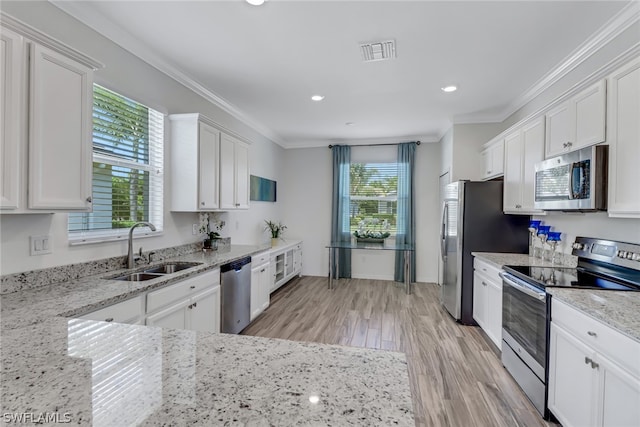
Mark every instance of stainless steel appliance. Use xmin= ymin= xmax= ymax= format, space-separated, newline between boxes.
xmin=500 ymin=237 xmax=640 ymax=418
xmin=220 ymin=256 xmax=252 ymax=334
xmin=440 ymin=181 xmax=529 ymax=324
xmin=534 ymin=145 xmax=608 ymax=211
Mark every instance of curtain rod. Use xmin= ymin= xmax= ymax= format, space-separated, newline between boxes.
xmin=328 ymin=141 xmax=420 ymax=149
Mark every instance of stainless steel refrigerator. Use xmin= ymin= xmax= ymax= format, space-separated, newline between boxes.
xmin=440 ymin=180 xmax=529 ymax=325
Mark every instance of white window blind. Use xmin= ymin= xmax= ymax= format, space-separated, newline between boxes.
xmin=350 ymin=162 xmax=398 ymax=234
xmin=68 ymin=85 xmax=164 ymax=244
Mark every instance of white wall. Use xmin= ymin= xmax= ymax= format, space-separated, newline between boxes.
xmin=0 ymin=2 xmax=283 ymax=275
xmin=281 ymin=143 xmax=441 ymax=283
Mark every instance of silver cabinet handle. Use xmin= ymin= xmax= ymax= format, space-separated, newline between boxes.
xmin=587 ymin=331 xmax=597 ymax=337
xmin=260 ymin=269 xmax=265 ymax=273
xmin=192 ymin=302 xmax=197 ymax=308
xmin=190 ymin=285 xmax=196 ymax=289
xmin=585 ymin=356 xmax=592 ymax=365
xmin=105 ymin=317 xmax=114 ymax=322
xmin=86 ymin=197 xmax=92 ymax=203
xmin=201 ymin=202 xmax=205 ymax=205
xmin=482 ymin=281 xmax=487 ymax=287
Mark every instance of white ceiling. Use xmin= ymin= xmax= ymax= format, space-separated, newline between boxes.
xmin=53 ymin=0 xmax=631 ymax=148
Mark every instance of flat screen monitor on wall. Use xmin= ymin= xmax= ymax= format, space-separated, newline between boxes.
xmin=250 ymin=175 xmax=277 ymax=202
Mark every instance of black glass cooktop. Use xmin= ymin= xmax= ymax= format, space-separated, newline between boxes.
xmin=504 ymin=264 xmax=640 ymax=291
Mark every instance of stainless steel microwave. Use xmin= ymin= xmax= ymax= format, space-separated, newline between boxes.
xmin=534 ymin=145 xmax=608 ymax=211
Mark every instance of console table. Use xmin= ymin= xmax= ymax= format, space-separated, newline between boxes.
xmin=326 ymin=241 xmax=415 ymax=294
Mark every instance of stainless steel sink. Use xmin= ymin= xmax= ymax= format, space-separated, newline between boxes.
xmin=143 ymin=262 xmax=202 ymax=274
xmin=112 ymin=272 xmax=166 ymax=282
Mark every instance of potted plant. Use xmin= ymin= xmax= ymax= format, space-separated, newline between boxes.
xmin=199 ymin=213 xmax=225 ymax=251
xmin=264 ymin=220 xmax=287 ymax=247
xmin=353 ymin=218 xmax=391 ymax=243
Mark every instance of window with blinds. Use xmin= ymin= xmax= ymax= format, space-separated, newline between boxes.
xmin=68 ymin=85 xmax=164 ymax=243
xmin=350 ymin=162 xmax=398 ymax=234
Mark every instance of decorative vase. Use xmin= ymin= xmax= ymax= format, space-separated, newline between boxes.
xmin=203 ymin=238 xmax=219 ymax=252
xmin=271 ymin=237 xmax=278 ymax=247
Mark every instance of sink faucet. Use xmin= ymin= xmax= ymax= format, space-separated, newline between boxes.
xmin=127 ymin=222 xmax=156 ymax=268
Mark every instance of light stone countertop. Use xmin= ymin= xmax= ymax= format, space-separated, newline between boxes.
xmin=473 ymin=251 xmax=639 ymax=343
xmin=0 ymin=245 xmax=414 ymax=426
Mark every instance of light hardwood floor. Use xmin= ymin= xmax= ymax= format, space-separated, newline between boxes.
xmin=242 ymin=276 xmax=554 ymax=427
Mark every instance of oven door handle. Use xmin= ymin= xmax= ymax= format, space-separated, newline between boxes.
xmin=499 ymin=272 xmax=546 ymax=301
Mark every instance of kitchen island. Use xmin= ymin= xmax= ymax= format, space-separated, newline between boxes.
xmin=0 ymin=245 xmax=414 ymax=425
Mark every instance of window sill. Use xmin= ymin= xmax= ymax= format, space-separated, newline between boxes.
xmin=68 ymin=231 xmax=164 ymax=246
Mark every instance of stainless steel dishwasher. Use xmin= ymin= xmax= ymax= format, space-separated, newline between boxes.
xmin=220 ymin=256 xmax=252 ymax=334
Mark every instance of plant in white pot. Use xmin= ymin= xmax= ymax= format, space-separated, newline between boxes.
xmin=199 ymin=212 xmax=225 ymax=251
xmin=265 ymin=220 xmax=287 ymax=247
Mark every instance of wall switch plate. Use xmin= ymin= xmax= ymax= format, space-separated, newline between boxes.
xmin=30 ymin=235 xmax=52 ymax=256
xmin=192 ymin=224 xmax=198 ymax=235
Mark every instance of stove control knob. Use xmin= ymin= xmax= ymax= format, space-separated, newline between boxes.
xmin=573 ymin=243 xmax=584 ymax=250
xmin=632 ymin=253 xmax=640 ymax=261
xmin=626 ymin=252 xmax=635 ymax=260
xmin=618 ymin=250 xmax=627 ymax=258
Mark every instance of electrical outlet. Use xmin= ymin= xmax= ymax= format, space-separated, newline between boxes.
xmin=192 ymin=224 xmax=198 ymax=235
xmin=30 ymin=235 xmax=52 ymax=256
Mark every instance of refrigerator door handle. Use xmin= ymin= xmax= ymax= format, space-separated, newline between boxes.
xmin=440 ymin=202 xmax=448 ymax=260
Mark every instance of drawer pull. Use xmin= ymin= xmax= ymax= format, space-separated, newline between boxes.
xmin=482 ymin=281 xmax=488 ymax=287
xmin=105 ymin=317 xmax=114 ymax=322
xmin=190 ymin=285 xmax=196 ymax=289
xmin=585 ymin=356 xmax=592 ymax=365
xmin=192 ymin=302 xmax=197 ymax=308
xmin=587 ymin=331 xmax=597 ymax=337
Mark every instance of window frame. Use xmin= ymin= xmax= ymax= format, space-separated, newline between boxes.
xmin=349 ymin=161 xmax=399 ymax=236
xmin=68 ymin=84 xmax=164 ymax=245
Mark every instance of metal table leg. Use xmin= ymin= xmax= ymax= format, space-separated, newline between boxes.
xmin=328 ymin=247 xmax=334 ymax=290
xmin=404 ymin=249 xmax=412 ymax=295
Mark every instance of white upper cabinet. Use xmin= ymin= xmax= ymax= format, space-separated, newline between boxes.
xmin=606 ymin=57 xmax=640 ymax=218
xmin=28 ymin=44 xmax=93 ymax=210
xmin=170 ymin=114 xmax=220 ymax=211
xmin=219 ymin=133 xmax=249 ymax=210
xmin=480 ymin=138 xmax=504 ymax=180
xmin=545 ymin=80 xmax=606 ymax=158
xmin=503 ymin=118 xmax=545 ymax=215
xmin=0 ymin=28 xmax=23 ymax=210
xmin=171 ymin=114 xmax=249 ymax=212
xmin=0 ymin=16 xmax=101 ymax=213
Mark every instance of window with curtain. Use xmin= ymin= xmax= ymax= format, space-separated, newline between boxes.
xmin=349 ymin=162 xmax=398 ymax=235
xmin=68 ymin=84 xmax=164 ymax=243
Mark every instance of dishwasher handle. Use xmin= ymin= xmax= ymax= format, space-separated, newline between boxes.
xmin=221 ymin=256 xmax=252 ymax=273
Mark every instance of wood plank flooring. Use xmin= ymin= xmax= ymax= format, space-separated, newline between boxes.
xmin=242 ymin=276 xmax=555 ymax=427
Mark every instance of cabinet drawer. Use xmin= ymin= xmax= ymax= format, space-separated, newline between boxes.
xmin=147 ymin=269 xmax=220 ymax=313
xmin=473 ymin=258 xmax=502 ymax=283
xmin=80 ymin=296 xmax=142 ymax=323
xmin=551 ymin=298 xmax=640 ymax=378
xmin=253 ymin=251 xmax=270 ymax=265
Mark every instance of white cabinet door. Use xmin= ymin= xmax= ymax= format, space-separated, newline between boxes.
xmin=486 ymin=279 xmax=502 ymax=349
xmin=599 ymin=355 xmax=640 ymax=427
xmin=189 ymin=286 xmax=220 ymax=333
xmin=521 ymin=117 xmax=545 ymax=213
xmin=198 ymin=122 xmax=220 ymax=210
xmin=482 ymin=139 xmax=505 ymax=180
xmin=250 ymin=266 xmax=262 ymax=321
xmin=503 ymin=130 xmax=522 ymax=213
xmin=545 ymin=102 xmax=573 ymax=158
xmin=79 ymin=296 xmax=143 ymax=324
xmin=607 ymin=58 xmax=640 ymax=218
xmin=548 ymin=323 xmax=597 ymax=427
xmin=235 ymin=140 xmax=249 ymax=209
xmin=28 ymin=44 xmax=93 ymax=210
xmin=146 ymin=299 xmax=189 ymax=330
xmin=259 ymin=264 xmax=270 ymax=313
xmin=0 ymin=28 xmax=23 ymax=210
xmin=574 ymin=80 xmax=606 ymax=150
xmin=472 ymin=271 xmax=488 ymax=330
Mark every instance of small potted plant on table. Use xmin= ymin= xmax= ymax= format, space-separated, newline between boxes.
xmin=353 ymin=218 xmax=391 ymax=243
xmin=265 ymin=220 xmax=287 ymax=247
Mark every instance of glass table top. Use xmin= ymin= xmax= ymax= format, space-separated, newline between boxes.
xmin=326 ymin=241 xmax=415 ymax=251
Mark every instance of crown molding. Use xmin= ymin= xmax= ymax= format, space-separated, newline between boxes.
xmin=454 ymin=1 xmax=640 ymax=125
xmin=1 ymin=11 xmax=104 ymax=70
xmin=48 ymin=0 xmax=286 ymax=147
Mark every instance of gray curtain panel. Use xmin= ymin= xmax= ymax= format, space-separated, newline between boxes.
xmin=394 ymin=142 xmax=417 ymax=282
xmin=331 ymin=145 xmax=352 ymax=278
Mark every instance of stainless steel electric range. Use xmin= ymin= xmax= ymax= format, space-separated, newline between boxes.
xmin=499 ymin=237 xmax=640 ymax=418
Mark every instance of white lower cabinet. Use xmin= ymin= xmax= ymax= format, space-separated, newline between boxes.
xmin=79 ymin=295 xmax=144 ymax=325
xmin=548 ymin=299 xmax=640 ymax=427
xmin=250 ymin=251 xmax=271 ymax=321
xmin=472 ymin=258 xmax=502 ymax=349
xmin=145 ymin=269 xmax=221 ymax=333
xmin=270 ymin=241 xmax=303 ymax=293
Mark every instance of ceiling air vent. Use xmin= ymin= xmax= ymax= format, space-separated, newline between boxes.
xmin=360 ymin=40 xmax=396 ymax=62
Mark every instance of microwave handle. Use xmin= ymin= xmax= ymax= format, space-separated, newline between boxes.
xmin=569 ymin=162 xmax=583 ymax=200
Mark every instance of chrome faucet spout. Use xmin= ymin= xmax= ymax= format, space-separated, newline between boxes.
xmin=127 ymin=222 xmax=157 ymax=268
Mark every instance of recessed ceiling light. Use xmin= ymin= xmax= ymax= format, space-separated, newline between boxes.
xmin=441 ymin=85 xmax=458 ymax=93
xmin=311 ymin=95 xmax=325 ymax=102
xmin=246 ymin=0 xmax=266 ymax=5
xmin=309 ymin=395 xmax=320 ymax=404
